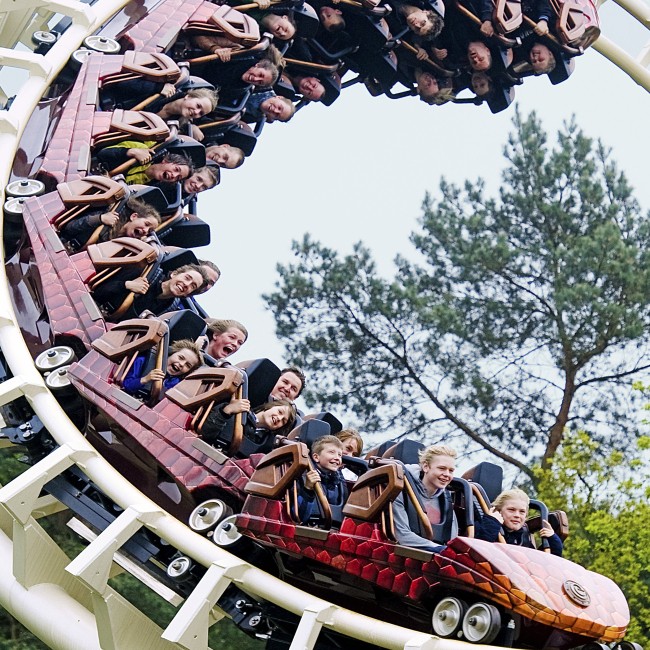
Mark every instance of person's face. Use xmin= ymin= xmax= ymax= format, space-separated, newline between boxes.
xmin=499 ymin=498 xmax=528 ymax=531
xmin=180 ymin=95 xmax=212 ymax=119
xmin=313 ymin=443 xmax=342 ymax=471
xmin=421 ymin=454 xmax=455 ymax=492
xmin=242 ymin=64 xmax=274 ymax=87
xmin=406 ymin=9 xmax=431 ymax=35
xmin=121 ymin=213 xmax=158 ymax=238
xmin=269 ymin=15 xmax=296 ymax=40
xmin=530 ymin=44 xmax=551 ymax=73
xmin=471 ymin=72 xmax=491 ymax=96
xmin=319 ymin=6 xmax=343 ymax=31
xmin=150 ymin=162 xmax=190 ymax=183
xmin=339 ymin=437 xmax=360 ymax=457
xmin=271 ymin=371 xmax=302 ymax=400
xmin=468 ymin=41 xmax=491 ymax=71
xmin=184 ymin=169 xmax=215 ymax=194
xmin=262 ymin=96 xmax=292 ymax=122
xmin=207 ymin=327 xmax=246 ymax=359
xmin=206 ymin=144 xmax=242 ymax=169
xmin=166 ymin=348 xmax=200 ymax=376
xmin=416 ymin=71 xmax=439 ymax=98
xmin=297 ymin=76 xmax=325 ymax=101
xmin=166 ymin=269 xmax=203 ymax=297
xmin=257 ymin=405 xmax=292 ymax=430
xmin=200 ymin=265 xmax=220 ymax=290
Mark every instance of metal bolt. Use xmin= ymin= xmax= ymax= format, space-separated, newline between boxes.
xmin=248 ymin=615 xmax=262 ymax=627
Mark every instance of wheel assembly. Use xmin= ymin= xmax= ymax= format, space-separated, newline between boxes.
xmin=5 ymin=179 xmax=45 ymax=198
xmin=35 ymin=346 xmax=76 ymax=373
xmin=461 ymin=602 xmax=501 ymax=644
xmin=166 ymin=555 xmax=193 ymax=582
xmin=83 ymin=35 xmax=120 ymax=53
xmin=432 ymin=597 xmax=466 ymax=637
xmin=189 ymin=499 xmax=233 ymax=533
xmin=212 ymin=515 xmax=242 ymax=547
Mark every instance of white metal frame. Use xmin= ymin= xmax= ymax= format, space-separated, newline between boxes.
xmin=0 ymin=0 xmax=646 ymax=648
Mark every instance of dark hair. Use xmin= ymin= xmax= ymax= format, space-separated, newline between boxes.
xmin=160 ymin=152 xmax=194 ymax=178
xmin=254 ymin=398 xmax=297 ymax=435
xmin=280 ymin=366 xmax=306 ymax=396
xmin=168 ymin=264 xmax=209 ymax=293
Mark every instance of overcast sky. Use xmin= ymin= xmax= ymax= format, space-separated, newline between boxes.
xmin=194 ymin=3 xmax=649 ymax=413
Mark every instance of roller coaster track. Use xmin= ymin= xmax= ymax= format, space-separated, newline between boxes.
xmin=0 ymin=1 xmax=647 ymax=649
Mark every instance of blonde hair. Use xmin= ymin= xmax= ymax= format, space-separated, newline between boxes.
xmin=492 ymin=488 xmax=530 ymax=511
xmin=336 ymin=428 xmax=363 ymax=456
xmin=418 ymin=444 xmax=457 ymax=466
xmin=312 ymin=434 xmax=343 ymax=457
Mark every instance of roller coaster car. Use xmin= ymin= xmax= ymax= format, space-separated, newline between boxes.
xmin=64 ymin=321 xmax=291 ymax=524
xmin=234 ymin=440 xmax=630 ymax=648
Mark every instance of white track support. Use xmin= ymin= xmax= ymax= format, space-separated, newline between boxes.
xmin=0 ymin=1 xmax=645 ymax=650
xmin=162 ymin=562 xmax=247 ymax=648
xmin=597 ymin=0 xmax=650 ymax=91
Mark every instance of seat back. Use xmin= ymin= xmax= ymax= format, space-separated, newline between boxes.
xmin=381 ymin=439 xmax=424 ymax=464
xmin=286 ymin=418 xmax=331 ymax=445
xmin=301 ymin=411 xmax=342 ymax=435
xmin=462 ymin=461 xmax=503 ymax=502
xmin=235 ymin=358 xmax=281 ymax=408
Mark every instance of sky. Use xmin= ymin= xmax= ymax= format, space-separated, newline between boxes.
xmin=194 ymin=2 xmax=649 ymax=416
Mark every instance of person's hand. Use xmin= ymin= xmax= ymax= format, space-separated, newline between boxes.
xmin=222 ymin=395 xmax=251 ymax=415
xmin=539 ymin=520 xmax=554 ymax=537
xmin=415 ymin=45 xmax=428 ymax=60
xmin=489 ymin=507 xmax=504 ymax=524
xmin=213 ymin=47 xmax=232 ymax=62
xmin=190 ymin=124 xmax=204 ymax=141
xmin=128 ymin=148 xmax=153 ymax=163
xmin=256 ymin=0 xmax=271 ymax=8
xmin=100 ymin=211 xmax=119 ymax=226
xmin=125 ymin=277 xmax=149 ymax=294
xmin=433 ymin=47 xmax=448 ymax=60
xmin=304 ymin=469 xmax=321 ymax=490
xmin=161 ymin=83 xmax=176 ymax=97
xmin=534 ymin=19 xmax=549 ymax=36
xmin=142 ymin=368 xmax=165 ymax=383
xmin=480 ymin=20 xmax=494 ymax=37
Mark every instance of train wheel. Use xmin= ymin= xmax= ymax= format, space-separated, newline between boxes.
xmin=189 ymin=499 xmax=233 ymax=534
xmin=432 ymin=597 xmax=466 ymax=637
xmin=5 ymin=179 xmax=45 ymax=198
xmin=82 ymin=35 xmax=120 ymax=53
xmin=462 ymin=602 xmax=501 ymax=644
xmin=32 ymin=30 xmax=57 ymax=46
xmin=3 ymin=197 xmax=26 ymax=219
xmin=35 ymin=346 xmax=76 ymax=373
xmin=212 ymin=515 xmax=242 ymax=547
xmin=166 ymin=555 xmax=193 ymax=582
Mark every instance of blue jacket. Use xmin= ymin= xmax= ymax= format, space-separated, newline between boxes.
xmin=121 ymin=354 xmax=181 ymax=400
xmin=297 ymin=466 xmax=348 ymax=524
xmin=475 ymin=513 xmax=563 ymax=556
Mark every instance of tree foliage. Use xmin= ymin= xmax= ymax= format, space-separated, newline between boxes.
xmin=266 ymin=111 xmax=650 ymax=479
xmin=535 ymin=431 xmax=650 ymax=645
